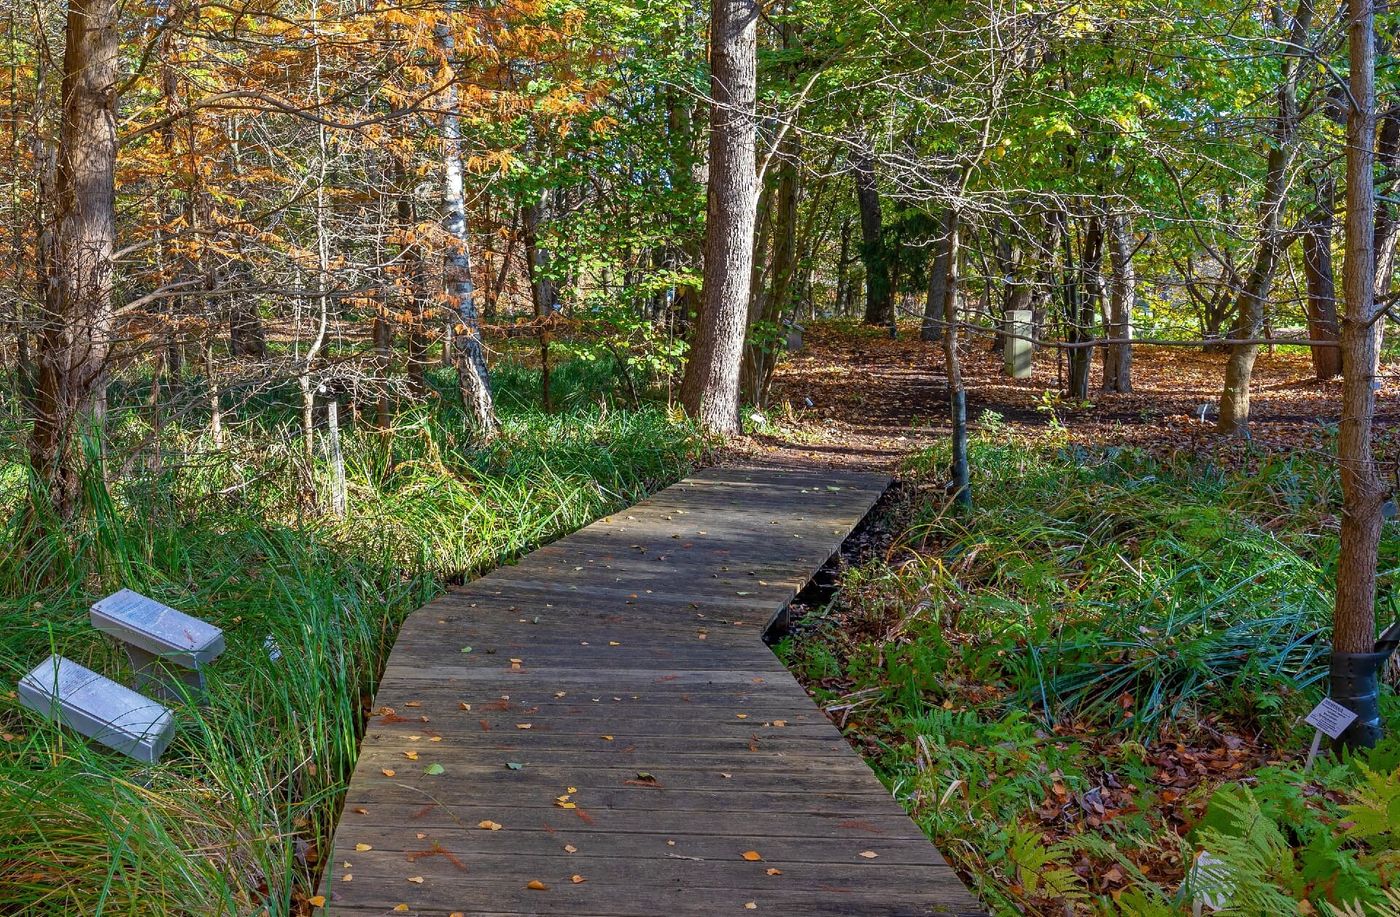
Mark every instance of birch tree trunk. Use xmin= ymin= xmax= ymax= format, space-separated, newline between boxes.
xmin=679 ymin=0 xmax=757 ymax=435
xmin=29 ymin=0 xmax=118 ymax=518
xmin=438 ymin=0 xmax=498 ymax=434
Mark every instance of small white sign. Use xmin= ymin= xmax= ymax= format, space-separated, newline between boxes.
xmin=1305 ymin=698 xmax=1358 ymax=739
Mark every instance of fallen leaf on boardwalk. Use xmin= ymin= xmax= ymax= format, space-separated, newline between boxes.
xmin=859 ymin=851 xmax=879 ymax=859
xmin=450 ymin=913 xmax=466 ymax=917
xmin=564 ymin=844 xmax=578 ymax=853
xmin=516 ymin=723 xmax=532 ymax=729
xmin=381 ymin=768 xmax=396 ymax=777
xmin=772 ymin=720 xmax=787 ymax=727
xmin=460 ymin=646 xmax=472 ymax=654
xmin=742 ymin=851 xmax=763 ymax=861
xmin=405 ymin=701 xmax=421 ymax=708
xmin=571 ymin=874 xmax=586 ymax=884
xmin=736 ymin=713 xmax=748 ymax=719
xmin=477 ymin=820 xmax=502 ymax=830
xmin=425 ymin=763 xmax=445 ymax=776
xmin=342 ymin=874 xmax=352 ymax=882
xmin=568 ymin=786 xmax=577 ymax=793
xmin=354 ymin=843 xmax=373 ymax=852
xmin=403 ymin=751 xmax=419 ymax=761
xmin=407 ymin=876 xmax=424 ymax=884
xmin=458 ymin=702 xmax=471 ymax=711
xmin=308 ymin=895 xmax=326 ymax=906
xmin=601 ymin=735 xmax=614 ymax=741
xmin=766 ymin=868 xmax=782 ymax=876
xmin=393 ymin=905 xmax=408 ymax=912
xmin=745 ymin=903 xmax=758 ymax=910
xmin=527 ymin=880 xmax=548 ymax=890
xmin=353 ymin=807 xmax=368 ymax=814
xmin=506 ymin=762 xmax=523 ymax=770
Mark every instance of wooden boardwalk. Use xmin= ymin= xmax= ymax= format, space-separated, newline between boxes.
xmin=323 ymin=466 xmax=984 ymax=916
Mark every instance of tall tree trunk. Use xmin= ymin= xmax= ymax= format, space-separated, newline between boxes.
xmin=679 ymin=0 xmax=757 ymax=434
xmin=438 ymin=0 xmax=498 ymax=434
xmin=941 ymin=212 xmax=970 ymax=508
xmin=1217 ymin=0 xmax=1312 ymax=433
xmin=741 ymin=136 xmax=799 ymax=406
xmin=29 ymin=0 xmax=118 ymax=518
xmin=1302 ymin=177 xmax=1342 ymax=380
xmin=853 ymin=151 xmax=891 ymax=326
xmin=1331 ymin=0 xmax=1385 ymax=748
xmin=921 ymin=211 xmax=954 ymax=343
xmin=523 ymin=189 xmax=557 ymax=410
xmin=835 ymin=217 xmax=852 ymax=315
xmin=1103 ymin=213 xmax=1135 ymax=392
xmin=1065 ymin=213 xmax=1102 ymax=400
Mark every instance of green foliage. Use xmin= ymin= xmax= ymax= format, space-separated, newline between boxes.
xmin=780 ymin=435 xmax=1399 ymax=915
xmin=0 ymin=360 xmax=702 ymax=915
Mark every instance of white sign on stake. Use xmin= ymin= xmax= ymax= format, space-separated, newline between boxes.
xmin=1303 ymin=698 xmax=1359 ymax=770
xmin=1305 ymin=698 xmax=1359 ymax=739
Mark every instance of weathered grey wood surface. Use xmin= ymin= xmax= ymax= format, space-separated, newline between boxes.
xmin=324 ymin=466 xmax=985 ymax=916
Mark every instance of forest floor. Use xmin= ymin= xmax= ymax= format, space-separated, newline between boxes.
xmin=732 ymin=319 xmax=1393 ymax=470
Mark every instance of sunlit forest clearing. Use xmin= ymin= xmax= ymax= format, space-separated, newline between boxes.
xmin=1 ymin=0 xmax=1399 ymax=913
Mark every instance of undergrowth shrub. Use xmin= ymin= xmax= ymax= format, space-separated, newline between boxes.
xmin=780 ymin=437 xmax=1399 ymax=915
xmin=0 ymin=360 xmax=702 ymax=915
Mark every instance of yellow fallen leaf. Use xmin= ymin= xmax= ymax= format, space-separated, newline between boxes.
xmin=571 ymin=874 xmax=586 ymax=884
xmin=567 ymin=786 xmax=578 ymax=793
xmin=393 ymin=906 xmax=409 ymax=913
xmin=736 ymin=713 xmax=748 ymax=719
xmin=403 ymin=751 xmax=419 ymax=760
xmin=341 ymin=874 xmax=352 ymax=882
xmin=859 ymin=850 xmax=879 ymax=859
xmin=354 ymin=843 xmax=372 ymax=852
xmin=563 ymin=844 xmax=578 ymax=853
xmin=308 ymin=895 xmax=326 ymax=907
xmin=407 ymin=876 xmax=424 ymax=884
xmin=745 ymin=903 xmax=758 ymax=910
xmin=766 ymin=868 xmax=782 ymax=876
xmin=381 ymin=768 xmax=396 ymax=777
xmin=741 ymin=851 xmax=763 ymax=861
xmin=451 ymin=913 xmax=466 ymax=917
xmin=353 ymin=807 xmax=368 ymax=815
xmin=516 ymin=723 xmax=532 ymax=730
xmin=478 ymin=820 xmax=503 ymax=830
xmin=458 ymin=702 xmax=471 ymax=711
xmin=527 ymin=879 xmax=548 ymax=890
xmin=601 ymin=735 xmax=614 ymax=741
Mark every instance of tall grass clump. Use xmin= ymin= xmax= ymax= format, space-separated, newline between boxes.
xmin=778 ymin=435 xmax=1399 ymax=914
xmin=0 ymin=357 xmax=703 ymax=915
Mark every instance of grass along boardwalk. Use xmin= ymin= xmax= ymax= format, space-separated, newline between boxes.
xmin=322 ymin=466 xmax=985 ymax=916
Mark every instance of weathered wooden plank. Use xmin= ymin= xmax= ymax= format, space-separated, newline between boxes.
xmin=323 ymin=467 xmax=985 ymax=916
